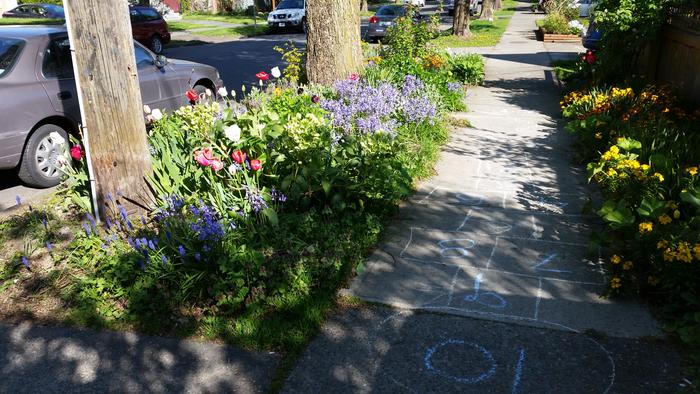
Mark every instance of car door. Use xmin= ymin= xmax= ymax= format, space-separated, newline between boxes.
xmin=133 ymin=44 xmax=164 ymax=109
xmin=130 ymin=9 xmax=147 ymax=43
xmin=39 ymin=36 xmax=80 ymax=123
xmin=12 ymin=5 xmax=32 ymax=18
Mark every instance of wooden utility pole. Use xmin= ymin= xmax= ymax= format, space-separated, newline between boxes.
xmin=63 ymin=0 xmax=152 ymax=220
xmin=453 ymin=0 xmax=471 ymax=37
xmin=306 ymin=0 xmax=363 ymax=85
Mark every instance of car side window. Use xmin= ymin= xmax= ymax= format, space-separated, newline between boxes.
xmin=141 ymin=9 xmax=161 ymax=21
xmin=134 ymin=45 xmax=154 ymax=68
xmin=130 ymin=9 xmax=142 ymax=23
xmin=15 ymin=5 xmax=30 ymax=14
xmin=32 ymin=6 xmax=47 ymax=16
xmin=42 ymin=38 xmax=73 ymax=79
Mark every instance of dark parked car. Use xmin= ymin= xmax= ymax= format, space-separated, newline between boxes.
xmin=2 ymin=3 xmax=65 ymax=19
xmin=366 ymin=5 xmax=421 ymax=42
xmin=129 ymin=5 xmax=171 ymax=54
xmin=0 ymin=26 xmax=223 ymax=187
xmin=582 ymin=19 xmax=601 ymax=49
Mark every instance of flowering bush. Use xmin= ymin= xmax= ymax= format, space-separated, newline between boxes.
xmin=562 ymin=84 xmax=700 ymax=358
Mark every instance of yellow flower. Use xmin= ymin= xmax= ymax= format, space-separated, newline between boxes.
xmin=677 ymin=242 xmax=693 ymax=263
xmin=658 ymin=214 xmax=672 ymax=225
xmin=610 ymin=277 xmax=622 ymax=289
xmin=694 ymin=244 xmax=700 ymax=260
xmin=273 ymin=87 xmax=282 ymax=96
xmin=657 ymin=240 xmax=668 ymax=249
xmin=652 ymin=173 xmax=664 ymax=182
xmin=639 ymin=221 xmax=653 ymax=234
xmin=673 ymin=210 xmax=681 ymax=219
xmin=610 ymin=254 xmax=622 ymax=265
xmin=607 ymin=168 xmax=618 ymax=177
xmin=663 ymin=247 xmax=675 ymax=262
xmin=641 ymin=164 xmax=650 ymax=171
xmin=595 ymin=132 xmax=603 ymax=140
xmin=687 ymin=167 xmax=698 ymax=176
xmin=623 ymin=261 xmax=633 ymax=270
xmin=647 ymin=276 xmax=659 ymax=286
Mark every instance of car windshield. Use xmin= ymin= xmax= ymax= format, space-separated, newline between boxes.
xmin=45 ymin=5 xmax=64 ymax=17
xmin=0 ymin=38 xmax=23 ymax=78
xmin=376 ymin=6 xmax=406 ymax=16
xmin=277 ymin=0 xmax=303 ymax=9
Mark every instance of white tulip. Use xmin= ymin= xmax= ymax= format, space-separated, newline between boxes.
xmin=56 ymin=155 xmax=67 ymax=168
xmin=218 ymin=87 xmax=228 ymax=97
xmin=143 ymin=105 xmax=152 ymax=114
xmin=49 ymin=132 xmax=65 ymax=145
xmin=151 ymin=109 xmax=163 ymax=121
xmin=271 ymin=66 xmax=281 ymax=79
xmin=205 ymin=88 xmax=213 ymax=97
xmin=228 ymin=164 xmax=237 ymax=176
xmin=224 ymin=124 xmax=241 ymax=142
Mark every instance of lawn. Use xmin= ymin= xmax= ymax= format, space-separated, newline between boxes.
xmin=182 ymin=13 xmax=267 ymax=25
xmin=194 ymin=24 xmax=268 ymax=38
xmin=0 ymin=17 xmax=63 ymax=25
xmin=167 ymin=21 xmax=210 ymax=31
xmin=431 ymin=0 xmax=517 ymax=48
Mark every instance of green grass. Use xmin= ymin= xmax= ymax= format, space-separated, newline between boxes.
xmin=0 ymin=17 xmax=63 ymax=25
xmin=431 ymin=0 xmax=517 ymax=48
xmin=167 ymin=21 xmax=210 ymax=31
xmin=194 ymin=25 xmax=268 ymax=38
xmin=182 ymin=13 xmax=267 ymax=25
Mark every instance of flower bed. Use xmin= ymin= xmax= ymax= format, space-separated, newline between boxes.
xmin=0 ymin=27 xmax=483 ymax=352
xmin=561 ymin=83 xmax=700 ymax=360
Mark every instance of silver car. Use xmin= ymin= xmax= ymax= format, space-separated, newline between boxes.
xmin=0 ymin=25 xmax=223 ymax=187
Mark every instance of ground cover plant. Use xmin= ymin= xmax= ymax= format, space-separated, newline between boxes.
xmin=0 ymin=16 xmax=482 ymax=363
xmin=431 ymin=0 xmax=518 ymax=48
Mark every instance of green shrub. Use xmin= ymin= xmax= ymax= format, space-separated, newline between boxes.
xmin=448 ymin=54 xmax=485 ymax=85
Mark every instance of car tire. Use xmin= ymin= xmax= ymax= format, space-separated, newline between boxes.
xmin=149 ymin=35 xmax=164 ymax=54
xmin=17 ymin=124 xmax=69 ymax=188
xmin=193 ymin=83 xmax=214 ymax=100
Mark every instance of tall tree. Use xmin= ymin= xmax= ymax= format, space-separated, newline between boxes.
xmin=480 ymin=0 xmax=495 ymax=20
xmin=63 ymin=0 xmax=152 ymax=219
xmin=453 ymin=0 xmax=471 ymax=37
xmin=306 ymin=0 xmax=363 ymax=85
xmin=360 ymin=0 xmax=368 ymax=12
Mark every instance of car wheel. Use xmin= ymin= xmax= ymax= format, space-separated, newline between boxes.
xmin=192 ymin=84 xmax=214 ymax=100
xmin=17 ymin=124 xmax=69 ymax=188
xmin=150 ymin=35 xmax=164 ymax=54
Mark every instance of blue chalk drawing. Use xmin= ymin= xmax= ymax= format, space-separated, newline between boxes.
xmin=438 ymin=239 xmax=476 ymax=258
xmin=424 ymin=339 xmax=497 ymax=384
xmin=511 ymin=349 xmax=526 ymax=394
xmin=456 ymin=193 xmax=485 ymax=206
xmin=464 ymin=273 xmax=508 ymax=309
xmin=533 ymin=253 xmax=571 ymax=274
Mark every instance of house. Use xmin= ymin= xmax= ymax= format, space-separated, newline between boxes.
xmin=0 ymin=0 xmax=18 ymax=14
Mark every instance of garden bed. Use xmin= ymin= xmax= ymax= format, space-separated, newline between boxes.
xmin=536 ymin=27 xmax=581 ymax=42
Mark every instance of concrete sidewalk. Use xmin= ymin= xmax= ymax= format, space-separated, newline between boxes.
xmin=284 ymin=3 xmax=685 ymax=392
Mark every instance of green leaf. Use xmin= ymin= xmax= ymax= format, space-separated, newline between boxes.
xmin=636 ymin=197 xmax=666 ymax=218
xmin=598 ymin=200 xmax=635 ymax=228
xmin=680 ymin=188 xmax=700 ymax=209
xmin=322 ymin=180 xmax=332 ymax=196
xmin=616 ymin=137 xmax=642 ymax=151
xmin=262 ymin=208 xmax=279 ymax=227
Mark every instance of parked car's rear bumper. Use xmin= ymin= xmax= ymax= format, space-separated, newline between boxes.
xmin=367 ymin=24 xmax=390 ymax=38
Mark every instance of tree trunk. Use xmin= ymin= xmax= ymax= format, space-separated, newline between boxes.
xmin=63 ymin=0 xmax=152 ymax=220
xmin=494 ymin=0 xmax=502 ymax=10
xmin=360 ymin=0 xmax=368 ymax=12
xmin=453 ymin=0 xmax=471 ymax=37
xmin=306 ymin=0 xmax=363 ymax=85
xmin=211 ymin=0 xmax=219 ymax=13
xmin=480 ymin=0 xmax=494 ymax=20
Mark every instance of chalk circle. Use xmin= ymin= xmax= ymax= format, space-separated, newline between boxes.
xmin=464 ymin=292 xmax=508 ymax=309
xmin=455 ymin=194 xmax=484 ymax=206
xmin=424 ymin=339 xmax=497 ymax=384
xmin=438 ymin=239 xmax=476 ymax=258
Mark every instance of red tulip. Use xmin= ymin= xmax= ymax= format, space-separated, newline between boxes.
xmin=186 ymin=89 xmax=199 ymax=102
xmin=256 ymin=72 xmax=270 ymax=81
xmin=311 ymin=95 xmax=320 ymax=104
xmin=70 ymin=145 xmax=83 ymax=160
xmin=583 ymin=50 xmax=596 ymax=65
xmin=231 ymin=150 xmax=246 ymax=164
xmin=250 ymin=159 xmax=262 ymax=171
xmin=349 ymin=73 xmax=359 ymax=81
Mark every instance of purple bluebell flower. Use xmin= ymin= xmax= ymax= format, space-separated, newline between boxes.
xmin=100 ymin=243 xmax=108 ymax=250
xmin=106 ymin=192 xmax=113 ymax=202
xmin=86 ymin=213 xmax=97 ymax=234
xmin=194 ymin=253 xmax=201 ymax=261
xmin=126 ymin=220 xmax=134 ymax=231
xmin=83 ymin=223 xmax=92 ymax=237
xmin=244 ymin=186 xmax=269 ymax=213
xmin=15 ymin=195 xmax=21 ymax=205
xmin=105 ymin=217 xmax=113 ymax=230
xmin=41 ymin=218 xmax=48 ymax=230
xmin=448 ymin=82 xmax=462 ymax=92
xmin=140 ymin=215 xmax=147 ymax=226
xmin=161 ymin=255 xmax=168 ymax=266
xmin=189 ymin=204 xmax=225 ymax=242
xmin=20 ymin=256 xmax=29 ymax=269
xmin=46 ymin=241 xmax=53 ymax=252
xmin=147 ymin=239 xmax=156 ymax=251
xmin=118 ymin=205 xmax=128 ymax=222
xmin=178 ymin=245 xmax=186 ymax=257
